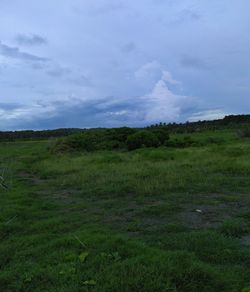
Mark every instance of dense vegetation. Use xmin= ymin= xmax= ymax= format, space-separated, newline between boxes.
xmin=1 ymin=114 xmax=250 ymax=142
xmin=0 ymin=119 xmax=250 ymax=291
xmin=0 ymin=128 xmax=83 ymax=141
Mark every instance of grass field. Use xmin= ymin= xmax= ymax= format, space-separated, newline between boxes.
xmin=0 ymin=130 xmax=250 ymax=291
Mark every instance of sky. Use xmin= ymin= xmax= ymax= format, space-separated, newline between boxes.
xmin=0 ymin=0 xmax=249 ymax=130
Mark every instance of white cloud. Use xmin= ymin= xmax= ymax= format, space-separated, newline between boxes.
xmin=134 ymin=64 xmax=191 ymax=123
xmin=162 ymin=70 xmax=181 ymax=85
xmin=134 ymin=61 xmax=161 ymax=83
xmin=135 ymin=62 xmax=182 ymax=89
xmin=141 ymin=79 xmax=189 ymax=123
xmin=188 ymin=109 xmax=231 ymax=122
xmin=0 ymin=103 xmax=56 ymax=122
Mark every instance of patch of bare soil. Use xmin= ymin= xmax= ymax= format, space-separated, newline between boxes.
xmin=178 ymin=193 xmax=250 ymax=229
xmin=18 ymin=171 xmax=45 ymax=185
xmin=241 ymin=236 xmax=250 ymax=246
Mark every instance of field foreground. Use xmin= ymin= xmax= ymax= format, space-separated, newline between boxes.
xmin=0 ymin=130 xmax=250 ymax=291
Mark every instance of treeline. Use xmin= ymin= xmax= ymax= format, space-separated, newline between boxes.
xmin=0 ymin=128 xmax=83 ymax=142
xmin=1 ymin=114 xmax=250 ymax=142
xmin=147 ymin=115 xmax=250 ymax=133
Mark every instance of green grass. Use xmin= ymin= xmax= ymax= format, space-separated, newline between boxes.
xmin=0 ymin=130 xmax=250 ymax=291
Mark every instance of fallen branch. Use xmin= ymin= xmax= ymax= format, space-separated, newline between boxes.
xmin=74 ymin=235 xmax=87 ymax=248
xmin=0 ymin=175 xmax=8 ymax=190
xmin=5 ymin=215 xmax=17 ymax=225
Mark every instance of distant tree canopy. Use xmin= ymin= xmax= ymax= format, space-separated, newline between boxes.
xmin=0 ymin=128 xmax=83 ymax=142
xmin=147 ymin=115 xmax=250 ymax=133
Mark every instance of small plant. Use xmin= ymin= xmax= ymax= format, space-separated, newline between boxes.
xmin=205 ymin=136 xmax=225 ymax=144
xmin=218 ymin=219 xmax=249 ymax=237
xmin=0 ymin=175 xmax=8 ymax=189
xmin=0 ymin=167 xmax=9 ymax=190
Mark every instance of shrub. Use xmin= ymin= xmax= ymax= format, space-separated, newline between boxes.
xmin=164 ymin=136 xmax=199 ymax=148
xmin=126 ymin=131 xmax=159 ymax=151
xmin=49 ymin=131 xmax=113 ymax=152
xmin=107 ymin=127 xmax=136 ymax=142
xmin=50 ymin=127 xmax=138 ymax=153
xmin=150 ymin=128 xmax=170 ymax=144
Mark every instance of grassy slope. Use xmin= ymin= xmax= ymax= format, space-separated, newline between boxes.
xmin=0 ymin=130 xmax=250 ymax=291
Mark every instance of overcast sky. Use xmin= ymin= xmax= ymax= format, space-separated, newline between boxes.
xmin=0 ymin=0 xmax=249 ymax=130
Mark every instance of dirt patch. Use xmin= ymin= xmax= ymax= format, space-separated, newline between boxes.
xmin=241 ymin=236 xmax=250 ymax=246
xmin=18 ymin=171 xmax=45 ymax=185
xmin=176 ymin=194 xmax=249 ymax=229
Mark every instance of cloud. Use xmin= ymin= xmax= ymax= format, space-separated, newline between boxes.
xmin=92 ymin=2 xmax=125 ymax=14
xmin=0 ymin=102 xmax=56 ymax=121
xmin=0 ymin=71 xmax=195 ymax=130
xmin=188 ymin=109 xmax=231 ymax=122
xmin=162 ymin=71 xmax=181 ymax=85
xmin=179 ymin=9 xmax=201 ymax=21
xmin=121 ymin=42 xmax=136 ymax=54
xmin=135 ymin=62 xmax=183 ymax=93
xmin=0 ymin=41 xmax=48 ymax=62
xmin=141 ymin=79 xmax=190 ymax=123
xmin=135 ymin=61 xmax=161 ymax=81
xmin=45 ymin=64 xmax=92 ymax=86
xmin=170 ymin=7 xmax=201 ymax=25
xmin=0 ymin=102 xmax=23 ymax=110
xmin=0 ymin=63 xmax=197 ymax=130
xmin=46 ymin=65 xmax=71 ymax=77
xmin=180 ymin=55 xmax=208 ymax=70
xmin=0 ymin=1 xmax=249 ymax=130
xmin=15 ymin=34 xmax=47 ymax=46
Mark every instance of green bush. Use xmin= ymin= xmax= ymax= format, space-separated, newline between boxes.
xmin=107 ymin=127 xmax=136 ymax=142
xmin=165 ymin=136 xmax=199 ymax=148
xmin=150 ymin=128 xmax=170 ymax=144
xmin=49 ymin=128 xmax=136 ymax=153
xmin=126 ymin=131 xmax=160 ymax=151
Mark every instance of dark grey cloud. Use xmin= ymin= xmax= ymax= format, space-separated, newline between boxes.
xmin=170 ymin=7 xmax=202 ymax=25
xmin=66 ymin=75 xmax=92 ymax=87
xmin=46 ymin=66 xmax=71 ymax=77
xmin=45 ymin=65 xmax=92 ymax=87
xmin=180 ymin=9 xmax=201 ymax=21
xmin=121 ymin=42 xmax=136 ymax=54
xmin=0 ymin=42 xmax=48 ymax=62
xmin=180 ymin=55 xmax=209 ymax=70
xmin=1 ymin=97 xmax=142 ymax=130
xmin=0 ymin=74 xmax=196 ymax=130
xmin=0 ymin=102 xmax=23 ymax=110
xmin=15 ymin=34 xmax=47 ymax=46
xmin=92 ymin=2 xmax=125 ymax=14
